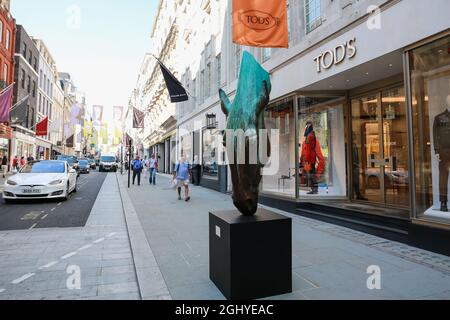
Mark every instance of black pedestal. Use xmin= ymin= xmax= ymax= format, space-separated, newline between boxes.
xmin=209 ymin=209 xmax=292 ymax=300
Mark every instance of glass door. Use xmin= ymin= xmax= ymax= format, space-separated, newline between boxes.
xmin=351 ymin=93 xmax=384 ymax=203
xmin=351 ymin=86 xmax=409 ymax=208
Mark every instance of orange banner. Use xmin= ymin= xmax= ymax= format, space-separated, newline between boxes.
xmin=232 ymin=0 xmax=288 ymax=48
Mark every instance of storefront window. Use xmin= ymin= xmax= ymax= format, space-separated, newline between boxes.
xmin=298 ymin=96 xmax=347 ymax=197
xmin=202 ymin=128 xmax=219 ymax=180
xmin=180 ymin=133 xmax=192 ymax=163
xmin=410 ymin=35 xmax=450 ymax=224
xmin=261 ymin=97 xmax=296 ymax=197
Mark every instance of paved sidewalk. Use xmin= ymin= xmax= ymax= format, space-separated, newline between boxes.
xmin=119 ymin=173 xmax=450 ymax=300
xmin=0 ymin=173 xmax=140 ymax=300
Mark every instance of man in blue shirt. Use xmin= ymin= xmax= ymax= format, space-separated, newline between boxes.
xmin=174 ymin=156 xmax=192 ymax=202
xmin=131 ymin=155 xmax=143 ymax=186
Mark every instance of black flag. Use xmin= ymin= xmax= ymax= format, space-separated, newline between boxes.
xmin=155 ymin=56 xmax=189 ymax=103
xmin=11 ymin=96 xmax=29 ymax=126
xmin=66 ymin=134 xmax=74 ymax=148
xmin=133 ymin=108 xmax=145 ymax=129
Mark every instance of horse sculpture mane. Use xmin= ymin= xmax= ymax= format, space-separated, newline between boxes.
xmin=219 ymin=51 xmax=272 ymax=216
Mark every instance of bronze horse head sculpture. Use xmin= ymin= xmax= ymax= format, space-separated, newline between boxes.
xmin=219 ymin=51 xmax=272 ymax=216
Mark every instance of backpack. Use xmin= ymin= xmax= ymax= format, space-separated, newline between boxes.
xmin=133 ymin=160 xmax=143 ymax=171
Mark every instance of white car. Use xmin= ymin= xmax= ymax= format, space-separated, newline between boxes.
xmin=3 ymin=160 xmax=78 ymax=203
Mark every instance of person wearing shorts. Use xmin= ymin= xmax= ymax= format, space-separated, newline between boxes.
xmin=174 ymin=157 xmax=192 ymax=202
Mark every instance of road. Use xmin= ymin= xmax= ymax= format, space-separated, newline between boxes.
xmin=0 ymin=171 xmax=107 ymax=231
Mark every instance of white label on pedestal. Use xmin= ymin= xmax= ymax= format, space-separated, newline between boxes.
xmin=215 ymin=226 xmax=221 ymax=238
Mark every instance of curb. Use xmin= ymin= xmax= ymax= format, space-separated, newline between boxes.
xmin=116 ymin=173 xmax=172 ymax=300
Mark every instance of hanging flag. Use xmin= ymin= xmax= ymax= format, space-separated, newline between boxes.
xmin=66 ymin=134 xmax=74 ymax=148
xmin=114 ymin=126 xmax=122 ymax=146
xmin=92 ymin=105 xmax=104 ymax=126
xmin=102 ymin=123 xmax=109 ymax=145
xmin=70 ymin=103 xmax=82 ymax=125
xmin=49 ymin=117 xmax=61 ymax=133
xmin=133 ymin=107 xmax=145 ymax=128
xmin=154 ymin=56 xmax=189 ymax=103
xmin=113 ymin=106 xmax=124 ymax=123
xmin=11 ymin=95 xmax=29 ymax=126
xmin=36 ymin=117 xmax=49 ymax=136
xmin=232 ymin=0 xmax=289 ymax=48
xmin=64 ymin=123 xmax=73 ymax=139
xmin=0 ymin=84 xmax=14 ymax=123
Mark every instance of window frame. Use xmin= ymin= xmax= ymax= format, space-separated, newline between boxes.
xmin=304 ymin=0 xmax=322 ymax=34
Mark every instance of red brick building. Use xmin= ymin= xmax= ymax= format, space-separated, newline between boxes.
xmin=0 ymin=1 xmax=16 ymax=164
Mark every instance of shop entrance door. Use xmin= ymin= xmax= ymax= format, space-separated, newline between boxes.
xmin=351 ymin=86 xmax=409 ymax=208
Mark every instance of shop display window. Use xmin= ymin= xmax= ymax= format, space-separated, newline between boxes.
xmin=261 ymin=97 xmax=296 ymax=197
xmin=410 ymin=35 xmax=450 ymax=224
xmin=202 ymin=128 xmax=219 ymax=180
xmin=298 ymin=96 xmax=347 ymax=197
xmin=180 ymin=133 xmax=192 ymax=162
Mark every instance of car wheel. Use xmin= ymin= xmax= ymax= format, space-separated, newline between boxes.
xmin=63 ymin=182 xmax=70 ymax=201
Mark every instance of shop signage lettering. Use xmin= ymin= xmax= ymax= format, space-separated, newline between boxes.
xmin=314 ymin=38 xmax=357 ymax=73
xmin=239 ymin=10 xmax=280 ymax=30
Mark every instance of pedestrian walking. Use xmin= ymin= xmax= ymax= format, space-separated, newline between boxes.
xmin=20 ymin=157 xmax=26 ymax=168
xmin=149 ymin=154 xmax=158 ymax=185
xmin=12 ymin=155 xmax=19 ymax=172
xmin=173 ymin=156 xmax=192 ymax=202
xmin=142 ymin=156 xmax=149 ymax=179
xmin=1 ymin=155 xmax=7 ymax=178
xmin=131 ymin=155 xmax=143 ymax=186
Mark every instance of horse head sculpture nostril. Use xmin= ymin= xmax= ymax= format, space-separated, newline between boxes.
xmin=220 ymin=51 xmax=272 ymax=217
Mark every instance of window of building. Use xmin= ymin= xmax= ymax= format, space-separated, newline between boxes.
xmin=22 ymin=42 xmax=27 ymax=58
xmin=262 ymin=97 xmax=296 ymax=196
xmin=33 ymin=58 xmax=37 ymax=71
xmin=32 ymin=80 xmax=36 ymax=98
xmin=262 ymin=48 xmax=271 ymax=63
xmin=410 ymin=35 xmax=450 ymax=225
xmin=200 ymin=70 xmax=205 ymax=104
xmin=202 ymin=128 xmax=219 ymax=180
xmin=305 ymin=0 xmax=322 ymax=33
xmin=28 ymin=50 xmax=32 ymax=64
xmin=27 ymin=75 xmax=31 ymax=93
xmin=0 ymin=21 xmax=3 ymax=44
xmin=5 ymin=29 xmax=10 ymax=50
xmin=299 ymin=96 xmax=347 ymax=198
xmin=216 ymin=54 xmax=221 ymax=90
xmin=205 ymin=62 xmax=211 ymax=99
xmin=3 ymin=63 xmax=7 ymax=82
xmin=180 ymin=133 xmax=192 ymax=162
xmin=21 ymin=69 xmax=25 ymax=88
xmin=235 ymin=44 xmax=241 ymax=79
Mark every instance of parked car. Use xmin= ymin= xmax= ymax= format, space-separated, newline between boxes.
xmin=77 ymin=159 xmax=90 ymax=174
xmin=3 ymin=160 xmax=78 ymax=203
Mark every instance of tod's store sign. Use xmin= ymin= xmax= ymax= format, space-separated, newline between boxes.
xmin=314 ymin=38 xmax=357 ymax=73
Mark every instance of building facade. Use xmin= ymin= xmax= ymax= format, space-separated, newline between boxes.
xmin=33 ymin=38 xmax=55 ymax=160
xmin=0 ymin=1 xmax=15 ymax=165
xmin=163 ymin=0 xmax=450 ymax=255
xmin=10 ymin=24 xmax=38 ymax=162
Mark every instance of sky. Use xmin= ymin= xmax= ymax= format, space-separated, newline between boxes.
xmin=11 ymin=0 xmax=159 ymax=120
